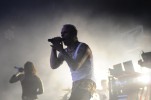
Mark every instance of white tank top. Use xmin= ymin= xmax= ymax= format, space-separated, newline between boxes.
xmin=69 ymin=43 xmax=95 ymax=82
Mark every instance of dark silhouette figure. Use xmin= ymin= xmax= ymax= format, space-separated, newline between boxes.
xmin=50 ymin=24 xmax=96 ymax=100
xmin=9 ymin=61 xmax=44 ymax=100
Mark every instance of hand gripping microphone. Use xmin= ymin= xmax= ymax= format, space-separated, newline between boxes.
xmin=14 ymin=66 xmax=24 ymax=72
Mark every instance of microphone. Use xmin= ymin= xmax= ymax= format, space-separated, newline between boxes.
xmin=48 ymin=38 xmax=54 ymax=42
xmin=48 ymin=37 xmax=63 ymax=43
xmin=14 ymin=66 xmax=24 ymax=72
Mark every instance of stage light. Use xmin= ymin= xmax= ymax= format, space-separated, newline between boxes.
xmin=136 ymin=74 xmax=151 ymax=84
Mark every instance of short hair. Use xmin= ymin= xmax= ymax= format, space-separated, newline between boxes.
xmin=63 ymin=24 xmax=77 ymax=37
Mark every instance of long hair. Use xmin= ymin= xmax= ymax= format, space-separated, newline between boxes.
xmin=24 ymin=61 xmax=36 ymax=75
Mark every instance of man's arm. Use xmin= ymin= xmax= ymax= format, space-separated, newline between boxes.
xmin=9 ymin=73 xmax=24 ymax=83
xmin=60 ymin=44 xmax=91 ymax=71
xmin=50 ymin=48 xmax=64 ymax=69
xmin=37 ymin=78 xmax=44 ymax=95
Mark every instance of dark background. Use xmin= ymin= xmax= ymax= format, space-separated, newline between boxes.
xmin=0 ymin=0 xmax=151 ymax=26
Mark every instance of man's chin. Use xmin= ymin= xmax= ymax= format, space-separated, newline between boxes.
xmin=63 ymin=42 xmax=68 ymax=46
xmin=64 ymin=43 xmax=71 ymax=46
xmin=63 ymin=41 xmax=73 ymax=46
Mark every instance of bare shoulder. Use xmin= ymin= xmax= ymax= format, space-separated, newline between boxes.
xmin=79 ymin=42 xmax=90 ymax=50
xmin=33 ymin=75 xmax=42 ymax=82
xmin=79 ymin=42 xmax=92 ymax=53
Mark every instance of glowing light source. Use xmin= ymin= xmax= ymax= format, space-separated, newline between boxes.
xmin=137 ymin=74 xmax=151 ymax=84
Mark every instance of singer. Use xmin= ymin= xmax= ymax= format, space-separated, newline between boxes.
xmin=50 ymin=24 xmax=96 ymax=100
xmin=9 ymin=61 xmax=44 ymax=100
